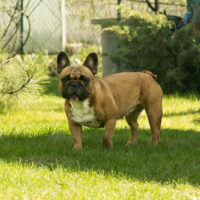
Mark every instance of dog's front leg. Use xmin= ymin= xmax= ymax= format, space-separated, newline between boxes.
xmin=102 ymin=119 xmax=116 ymax=149
xmin=68 ymin=119 xmax=82 ymax=150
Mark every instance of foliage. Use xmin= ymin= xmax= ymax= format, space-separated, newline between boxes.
xmin=107 ymin=8 xmax=200 ymax=93
xmin=0 ymin=52 xmax=47 ymax=112
xmin=0 ymin=0 xmax=51 ymax=112
xmin=66 ymin=0 xmax=186 ymax=43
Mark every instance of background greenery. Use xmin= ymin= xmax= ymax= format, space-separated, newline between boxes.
xmin=66 ymin=0 xmax=187 ymax=43
xmin=108 ymin=8 xmax=200 ymax=93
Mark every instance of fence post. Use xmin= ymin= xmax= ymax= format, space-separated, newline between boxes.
xmin=61 ymin=0 xmax=66 ymax=51
xmin=20 ymin=0 xmax=24 ymax=54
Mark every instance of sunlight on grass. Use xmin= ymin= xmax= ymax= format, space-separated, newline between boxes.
xmin=0 ymin=76 xmax=200 ymax=199
xmin=0 ymin=161 xmax=199 ymax=199
xmin=116 ymin=95 xmax=200 ymax=132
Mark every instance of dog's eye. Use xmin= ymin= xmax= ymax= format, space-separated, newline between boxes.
xmin=79 ymin=75 xmax=90 ymax=85
xmin=62 ymin=75 xmax=71 ymax=83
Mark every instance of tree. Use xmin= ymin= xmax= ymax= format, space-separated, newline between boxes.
xmin=145 ymin=0 xmax=159 ymax=13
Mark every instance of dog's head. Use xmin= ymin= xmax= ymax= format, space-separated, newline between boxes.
xmin=57 ymin=52 xmax=98 ymax=101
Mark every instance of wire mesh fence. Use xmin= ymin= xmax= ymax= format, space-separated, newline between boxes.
xmin=24 ymin=0 xmax=65 ymax=53
xmin=0 ymin=0 xmax=65 ymax=54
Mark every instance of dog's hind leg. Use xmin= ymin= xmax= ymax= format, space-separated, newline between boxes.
xmin=145 ymin=102 xmax=162 ymax=145
xmin=125 ymin=106 xmax=144 ymax=146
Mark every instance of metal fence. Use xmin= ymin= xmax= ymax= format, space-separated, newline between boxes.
xmin=0 ymin=0 xmax=66 ymax=53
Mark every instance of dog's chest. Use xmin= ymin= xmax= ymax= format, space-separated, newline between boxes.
xmin=69 ymin=99 xmax=101 ymax=128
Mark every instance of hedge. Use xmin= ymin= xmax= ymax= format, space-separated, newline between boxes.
xmin=107 ymin=9 xmax=200 ymax=93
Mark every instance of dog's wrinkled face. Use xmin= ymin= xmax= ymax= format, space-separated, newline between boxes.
xmin=60 ymin=67 xmax=91 ymax=101
xmin=57 ymin=52 xmax=98 ymax=101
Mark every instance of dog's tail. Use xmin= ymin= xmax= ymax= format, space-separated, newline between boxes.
xmin=140 ymin=70 xmax=157 ymax=80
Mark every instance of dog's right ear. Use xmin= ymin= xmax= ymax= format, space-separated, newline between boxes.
xmin=57 ymin=52 xmax=70 ymax=74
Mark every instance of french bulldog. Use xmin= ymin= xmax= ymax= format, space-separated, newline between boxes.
xmin=57 ymin=52 xmax=163 ymax=149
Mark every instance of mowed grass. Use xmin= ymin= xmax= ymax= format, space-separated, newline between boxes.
xmin=0 ymin=75 xmax=200 ymax=199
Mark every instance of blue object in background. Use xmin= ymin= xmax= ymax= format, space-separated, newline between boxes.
xmin=184 ymin=11 xmax=192 ymax=24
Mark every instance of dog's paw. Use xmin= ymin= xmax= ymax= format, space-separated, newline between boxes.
xmin=126 ymin=141 xmax=137 ymax=146
xmin=73 ymin=144 xmax=82 ymax=150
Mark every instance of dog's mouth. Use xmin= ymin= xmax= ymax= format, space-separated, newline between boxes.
xmin=63 ymin=94 xmax=88 ymax=101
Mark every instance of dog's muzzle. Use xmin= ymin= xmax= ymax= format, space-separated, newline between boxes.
xmin=62 ymin=80 xmax=89 ymax=101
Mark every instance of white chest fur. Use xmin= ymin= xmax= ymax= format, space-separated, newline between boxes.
xmin=69 ymin=99 xmax=101 ymax=128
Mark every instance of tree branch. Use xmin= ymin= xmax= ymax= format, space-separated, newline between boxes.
xmin=145 ymin=0 xmax=159 ymax=13
xmin=0 ymin=69 xmax=34 ymax=95
xmin=0 ymin=0 xmax=36 ymax=96
xmin=0 ymin=1 xmax=32 ymax=69
xmin=1 ymin=0 xmax=20 ymax=40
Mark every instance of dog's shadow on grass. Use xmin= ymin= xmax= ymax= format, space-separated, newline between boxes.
xmin=0 ymin=128 xmax=200 ymax=186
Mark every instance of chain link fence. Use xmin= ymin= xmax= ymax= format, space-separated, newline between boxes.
xmin=0 ymin=0 xmax=66 ymax=54
xmin=24 ymin=0 xmax=66 ymax=53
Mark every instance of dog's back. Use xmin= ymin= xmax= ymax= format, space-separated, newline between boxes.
xmin=94 ymin=71 xmax=162 ymax=119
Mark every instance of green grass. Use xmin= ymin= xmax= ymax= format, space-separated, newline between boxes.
xmin=0 ymin=75 xmax=200 ymax=199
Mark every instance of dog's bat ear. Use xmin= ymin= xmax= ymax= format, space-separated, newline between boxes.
xmin=83 ymin=52 xmax=98 ymax=75
xmin=57 ymin=52 xmax=70 ymax=74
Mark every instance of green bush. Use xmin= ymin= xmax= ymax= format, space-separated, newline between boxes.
xmin=107 ymin=9 xmax=200 ymax=93
xmin=0 ymin=52 xmax=46 ymax=112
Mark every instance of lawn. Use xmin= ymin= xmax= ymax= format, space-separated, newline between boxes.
xmin=0 ymin=74 xmax=200 ymax=199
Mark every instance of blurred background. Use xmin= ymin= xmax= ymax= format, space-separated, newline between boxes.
xmin=0 ymin=0 xmax=188 ymax=53
xmin=0 ymin=0 xmax=200 ymax=111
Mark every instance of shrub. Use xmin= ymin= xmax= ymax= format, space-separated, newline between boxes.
xmin=107 ymin=9 xmax=200 ymax=93
xmin=0 ymin=52 xmax=44 ymax=112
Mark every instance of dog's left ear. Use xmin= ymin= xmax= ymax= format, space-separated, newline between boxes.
xmin=57 ymin=52 xmax=70 ymax=74
xmin=83 ymin=53 xmax=98 ymax=75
